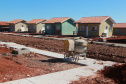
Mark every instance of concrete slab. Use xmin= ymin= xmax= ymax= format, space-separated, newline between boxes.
xmin=1 ymin=79 xmax=34 ymax=84
xmin=26 ymin=67 xmax=95 ymax=84
xmin=21 ymin=35 xmax=32 ymax=37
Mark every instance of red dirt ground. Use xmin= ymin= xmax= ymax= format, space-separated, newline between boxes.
xmin=0 ymin=48 xmax=81 ymax=83
xmin=88 ymin=36 xmax=126 ymax=41
xmin=71 ymin=63 xmax=126 ymax=84
xmin=0 ymin=47 xmax=12 ymax=54
xmin=71 ymin=74 xmax=116 ymax=84
xmin=0 ymin=34 xmax=64 ymax=53
xmin=0 ymin=57 xmax=36 ymax=83
xmin=0 ymin=34 xmax=126 ymax=63
xmin=0 ymin=34 xmax=126 ymax=83
xmin=87 ymin=43 xmax=126 ymax=63
xmin=107 ymin=36 xmax=126 ymax=40
xmin=100 ymin=63 xmax=126 ymax=84
xmin=107 ymin=36 xmax=126 ymax=44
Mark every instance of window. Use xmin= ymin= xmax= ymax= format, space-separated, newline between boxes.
xmin=109 ymin=26 xmax=112 ymax=32
xmin=106 ymin=26 xmax=108 ymax=30
xmin=56 ymin=25 xmax=60 ymax=30
xmin=115 ymin=29 xmax=119 ymax=34
xmin=91 ymin=26 xmax=97 ymax=32
xmin=47 ymin=26 xmax=50 ymax=30
xmin=34 ymin=25 xmax=36 ymax=29
xmin=79 ymin=26 xmax=84 ymax=31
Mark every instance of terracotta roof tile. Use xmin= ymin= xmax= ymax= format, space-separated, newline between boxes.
xmin=8 ymin=19 xmax=26 ymax=24
xmin=75 ymin=16 xmax=110 ymax=23
xmin=113 ymin=23 xmax=126 ymax=28
xmin=43 ymin=17 xmax=71 ymax=23
xmin=26 ymin=19 xmax=46 ymax=24
xmin=0 ymin=22 xmax=9 ymax=26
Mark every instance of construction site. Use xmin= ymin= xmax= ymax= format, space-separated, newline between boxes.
xmin=0 ymin=32 xmax=126 ymax=84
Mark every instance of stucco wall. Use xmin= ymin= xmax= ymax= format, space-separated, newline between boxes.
xmin=78 ymin=23 xmax=99 ymax=37
xmin=45 ymin=19 xmax=76 ymax=35
xmin=77 ymin=19 xmax=113 ymax=37
xmin=45 ymin=24 xmax=53 ymax=34
xmin=28 ymin=24 xmax=36 ymax=33
xmin=99 ymin=19 xmax=113 ymax=36
xmin=113 ymin=28 xmax=126 ymax=36
xmin=62 ymin=19 xmax=76 ymax=35
xmin=36 ymin=23 xmax=45 ymax=33
xmin=15 ymin=21 xmax=28 ymax=32
xmin=9 ymin=24 xmax=15 ymax=32
xmin=45 ymin=23 xmax=62 ymax=35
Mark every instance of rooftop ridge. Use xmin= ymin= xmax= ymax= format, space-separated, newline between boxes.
xmin=51 ymin=17 xmax=70 ymax=18
xmin=32 ymin=19 xmax=45 ymax=20
xmin=82 ymin=16 xmax=109 ymax=18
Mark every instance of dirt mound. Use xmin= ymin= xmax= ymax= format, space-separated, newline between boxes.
xmin=71 ymin=74 xmax=116 ymax=84
xmin=71 ymin=64 xmax=126 ymax=84
xmin=100 ymin=64 xmax=126 ymax=84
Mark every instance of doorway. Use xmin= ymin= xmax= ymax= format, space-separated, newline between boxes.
xmin=104 ymin=26 xmax=108 ymax=37
xmin=21 ymin=25 xmax=25 ymax=32
xmin=52 ymin=25 xmax=56 ymax=35
xmin=86 ymin=26 xmax=88 ymax=37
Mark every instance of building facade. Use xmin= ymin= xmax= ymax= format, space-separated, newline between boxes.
xmin=26 ymin=19 xmax=46 ymax=33
xmin=43 ymin=17 xmax=77 ymax=35
xmin=8 ymin=19 xmax=28 ymax=32
xmin=75 ymin=16 xmax=115 ymax=37
xmin=113 ymin=23 xmax=126 ymax=36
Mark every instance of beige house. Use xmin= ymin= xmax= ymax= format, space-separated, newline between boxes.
xmin=113 ymin=23 xmax=126 ymax=36
xmin=75 ymin=16 xmax=116 ymax=37
xmin=26 ymin=19 xmax=46 ymax=33
xmin=8 ymin=19 xmax=28 ymax=32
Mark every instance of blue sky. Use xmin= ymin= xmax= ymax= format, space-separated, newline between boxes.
xmin=0 ymin=0 xmax=126 ymax=23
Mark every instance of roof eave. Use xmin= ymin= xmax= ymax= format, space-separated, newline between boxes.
xmin=61 ymin=18 xmax=75 ymax=23
xmin=101 ymin=17 xmax=116 ymax=24
xmin=36 ymin=19 xmax=46 ymax=24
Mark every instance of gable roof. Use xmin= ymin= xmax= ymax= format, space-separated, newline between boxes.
xmin=75 ymin=16 xmax=115 ymax=24
xmin=0 ymin=22 xmax=9 ymax=26
xmin=26 ymin=19 xmax=46 ymax=24
xmin=113 ymin=23 xmax=126 ymax=28
xmin=8 ymin=19 xmax=26 ymax=24
xmin=43 ymin=17 xmax=75 ymax=23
